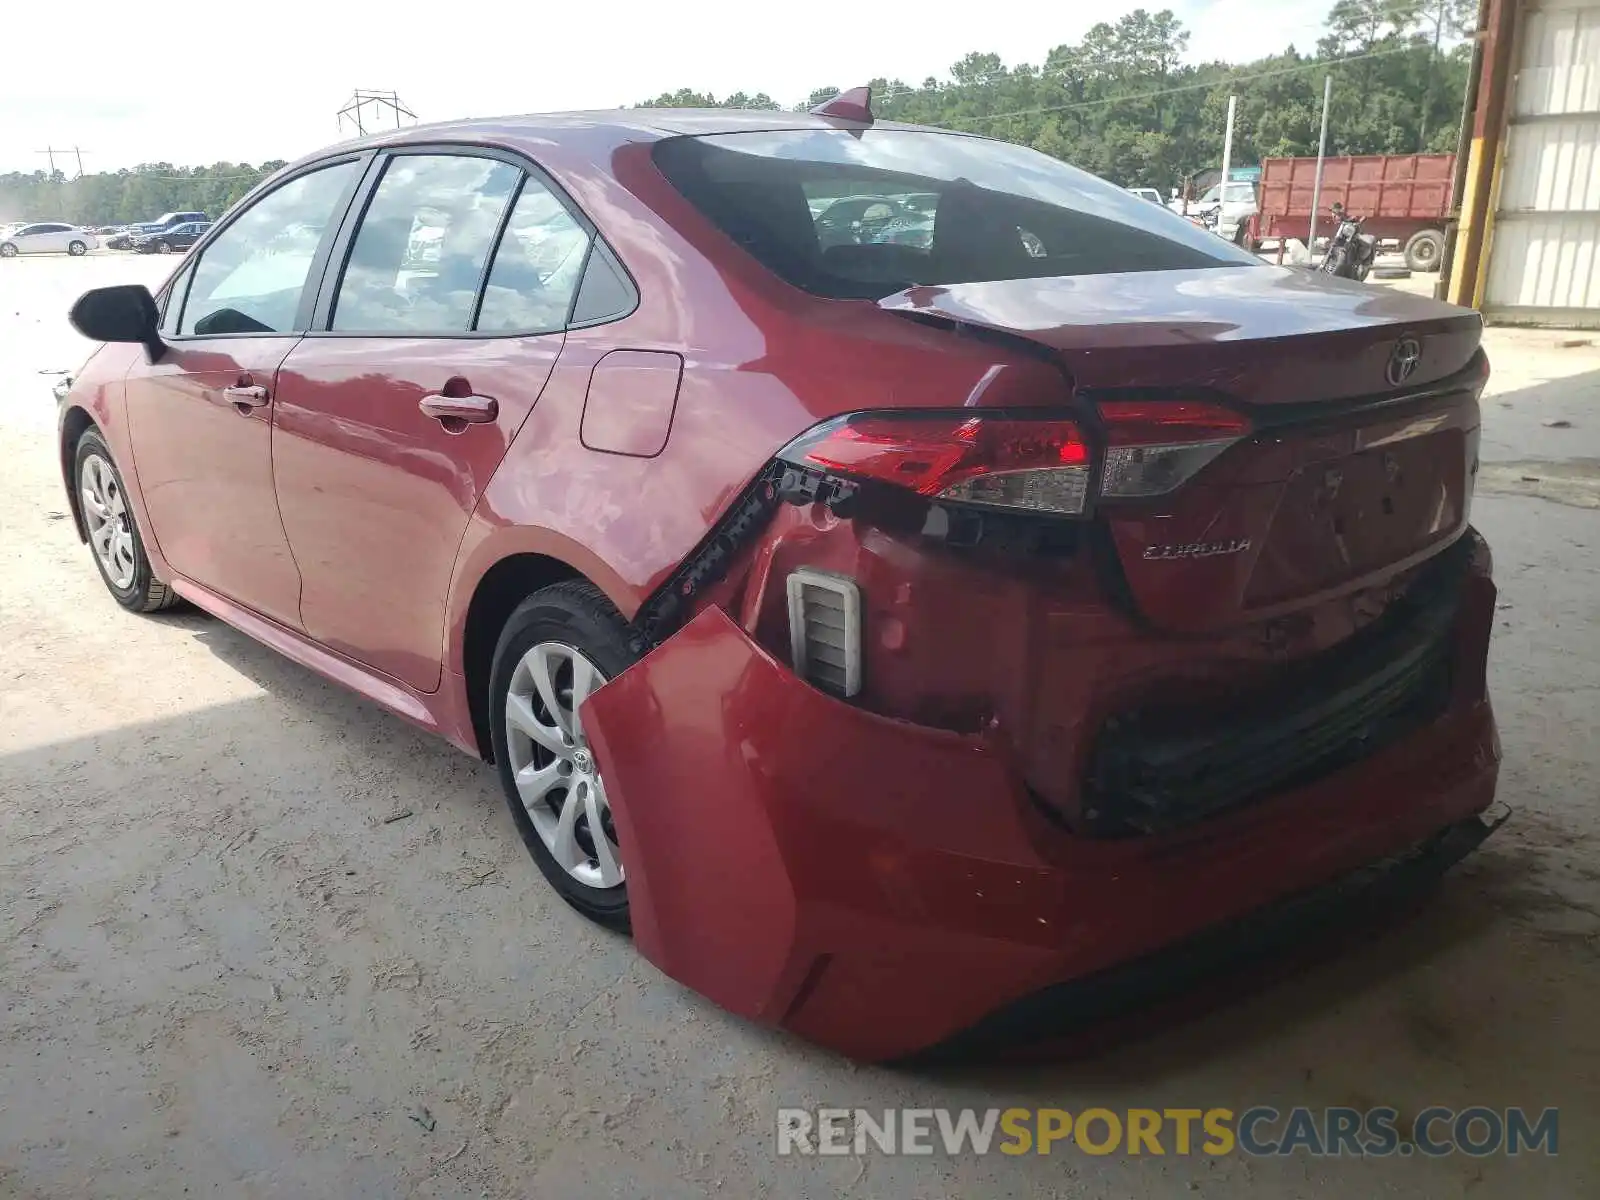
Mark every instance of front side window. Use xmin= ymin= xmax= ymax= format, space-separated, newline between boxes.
xmin=179 ymin=160 xmax=359 ymax=336
xmin=331 ymin=154 xmax=520 ymax=334
xmin=161 ymin=263 xmax=195 ymax=332
xmin=474 ymin=178 xmax=591 ymax=333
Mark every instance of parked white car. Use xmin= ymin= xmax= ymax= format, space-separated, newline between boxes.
xmin=1125 ymin=187 xmax=1164 ymax=205
xmin=1192 ymin=182 xmax=1258 ymax=246
xmin=0 ymin=223 xmax=99 ymax=257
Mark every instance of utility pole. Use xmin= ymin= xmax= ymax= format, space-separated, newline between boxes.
xmin=1219 ymin=94 xmax=1237 ymax=195
xmin=1308 ymin=75 xmax=1334 ymax=257
xmin=337 ymin=90 xmax=417 ymax=138
xmin=73 ymin=146 xmax=87 ymax=178
xmin=36 ymin=146 xmax=59 ymax=177
xmin=1419 ymin=0 xmax=1448 ymax=150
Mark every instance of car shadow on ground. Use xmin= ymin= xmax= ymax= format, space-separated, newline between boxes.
xmin=184 ymin=616 xmax=484 ymax=778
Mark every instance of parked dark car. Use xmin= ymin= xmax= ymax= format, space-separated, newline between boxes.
xmin=141 ymin=210 xmax=209 ymax=232
xmin=110 ymin=211 xmax=210 ymax=249
xmin=56 ymin=98 xmax=1504 ymax=1062
xmin=132 ymin=221 xmax=211 ymax=254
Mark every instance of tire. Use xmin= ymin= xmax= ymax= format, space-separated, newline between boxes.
xmin=68 ymin=240 xmax=87 ymax=256
xmin=1403 ymin=228 xmax=1445 ymax=273
xmin=1322 ymin=246 xmax=1349 ymax=277
xmin=489 ymin=580 xmax=641 ymax=931
xmin=156 ymin=240 xmax=173 ymax=255
xmin=74 ymin=429 xmax=178 ymax=613
xmin=0 ymin=243 xmax=16 ymax=258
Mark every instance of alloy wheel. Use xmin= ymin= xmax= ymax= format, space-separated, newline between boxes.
xmin=503 ymin=641 xmax=623 ymax=888
xmin=80 ymin=453 xmax=136 ymax=589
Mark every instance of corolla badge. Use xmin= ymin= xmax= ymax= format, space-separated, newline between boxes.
xmin=1142 ymin=537 xmax=1252 ymax=561
xmin=1386 ymin=336 xmax=1423 ymax=387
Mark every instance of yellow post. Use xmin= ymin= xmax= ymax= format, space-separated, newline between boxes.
xmin=1448 ymin=0 xmax=1519 ymax=310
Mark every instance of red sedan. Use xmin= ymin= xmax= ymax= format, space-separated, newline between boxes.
xmin=57 ymin=92 xmax=1504 ymax=1061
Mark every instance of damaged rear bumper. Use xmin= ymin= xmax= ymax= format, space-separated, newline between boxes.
xmin=585 ymin=600 xmax=1503 ymax=1063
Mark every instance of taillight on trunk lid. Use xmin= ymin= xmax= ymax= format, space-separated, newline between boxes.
xmin=777 ymin=401 xmax=1250 ymax=517
xmin=1096 ymin=400 xmax=1251 ymax=500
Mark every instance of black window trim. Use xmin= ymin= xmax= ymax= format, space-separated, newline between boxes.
xmin=160 ymin=150 xmax=376 ymax=342
xmin=160 ymin=261 xmax=195 ymax=334
xmin=302 ymin=140 xmax=639 ymax=341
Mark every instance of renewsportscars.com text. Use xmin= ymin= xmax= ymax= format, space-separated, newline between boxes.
xmin=776 ymin=1106 xmax=1559 ymax=1158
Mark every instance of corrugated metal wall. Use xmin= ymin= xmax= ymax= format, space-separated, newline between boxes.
xmin=1484 ymin=0 xmax=1600 ymax=325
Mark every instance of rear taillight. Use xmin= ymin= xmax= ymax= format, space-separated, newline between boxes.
xmin=777 ymin=402 xmax=1248 ymax=517
xmin=780 ymin=413 xmax=1092 ymax=515
xmin=1097 ymin=400 xmax=1249 ymax=500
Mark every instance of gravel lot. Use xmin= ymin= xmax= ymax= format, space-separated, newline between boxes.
xmin=2 ymin=251 xmax=1598 ymax=1198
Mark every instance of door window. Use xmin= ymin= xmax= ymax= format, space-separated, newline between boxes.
xmin=331 ymin=154 xmax=520 ymax=334
xmin=474 ymin=179 xmax=591 ymax=333
xmin=179 ymin=159 xmax=360 ymax=337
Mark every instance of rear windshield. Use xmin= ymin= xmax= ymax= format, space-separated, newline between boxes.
xmin=653 ymin=129 xmax=1260 ymax=300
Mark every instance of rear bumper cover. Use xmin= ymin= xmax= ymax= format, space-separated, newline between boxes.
xmin=909 ymin=805 xmax=1507 ymax=1064
xmin=586 ymin=561 xmax=1501 ymax=1062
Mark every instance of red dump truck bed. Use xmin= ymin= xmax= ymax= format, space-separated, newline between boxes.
xmin=1256 ymin=153 xmax=1456 ymax=270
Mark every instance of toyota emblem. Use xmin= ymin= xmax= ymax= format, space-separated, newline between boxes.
xmin=1386 ymin=336 xmax=1422 ymax=387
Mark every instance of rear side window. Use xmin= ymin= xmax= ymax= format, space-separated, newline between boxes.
xmin=569 ymin=241 xmax=636 ymax=326
xmin=474 ymin=179 xmax=591 ymax=333
xmin=654 ymin=130 xmax=1260 ymax=300
xmin=180 ymin=160 xmax=359 ymax=336
xmin=331 ymin=154 xmax=521 ymax=334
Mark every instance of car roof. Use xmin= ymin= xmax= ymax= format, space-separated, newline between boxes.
xmin=295 ymin=107 xmax=973 ymax=170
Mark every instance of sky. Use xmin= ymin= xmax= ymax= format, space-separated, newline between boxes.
xmin=4 ymin=0 xmax=1335 ymax=174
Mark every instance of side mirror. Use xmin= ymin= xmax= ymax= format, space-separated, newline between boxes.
xmin=69 ymin=284 xmax=164 ymax=362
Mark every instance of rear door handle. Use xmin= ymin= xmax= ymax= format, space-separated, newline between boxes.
xmin=419 ymin=393 xmax=498 ymax=423
xmin=223 ymin=384 xmax=269 ymax=407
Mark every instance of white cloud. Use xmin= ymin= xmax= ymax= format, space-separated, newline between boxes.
xmin=4 ymin=0 xmax=1335 ymax=172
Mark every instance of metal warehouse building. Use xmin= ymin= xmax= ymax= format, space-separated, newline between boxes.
xmin=1445 ymin=0 xmax=1600 ymax=327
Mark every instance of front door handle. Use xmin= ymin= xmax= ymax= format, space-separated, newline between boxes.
xmin=419 ymin=393 xmax=498 ymax=424
xmin=223 ymin=384 xmax=269 ymax=407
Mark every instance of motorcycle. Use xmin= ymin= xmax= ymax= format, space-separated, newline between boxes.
xmin=1318 ymin=203 xmax=1377 ymax=281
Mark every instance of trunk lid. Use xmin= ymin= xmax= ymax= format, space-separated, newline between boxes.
xmin=880 ymin=266 xmax=1485 ymax=632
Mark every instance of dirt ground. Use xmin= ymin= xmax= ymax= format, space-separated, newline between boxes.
xmin=2 ymin=252 xmax=1597 ymax=1199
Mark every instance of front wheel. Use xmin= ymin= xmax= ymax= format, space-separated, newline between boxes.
xmin=489 ymin=580 xmax=641 ymax=931
xmin=68 ymin=240 xmax=87 ymax=256
xmin=74 ymin=429 xmax=178 ymax=612
xmin=0 ymin=243 xmax=16 ymax=258
xmin=156 ymin=240 xmax=173 ymax=254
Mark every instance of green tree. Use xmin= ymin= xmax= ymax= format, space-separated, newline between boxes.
xmin=0 ymin=161 xmax=281 ymax=228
